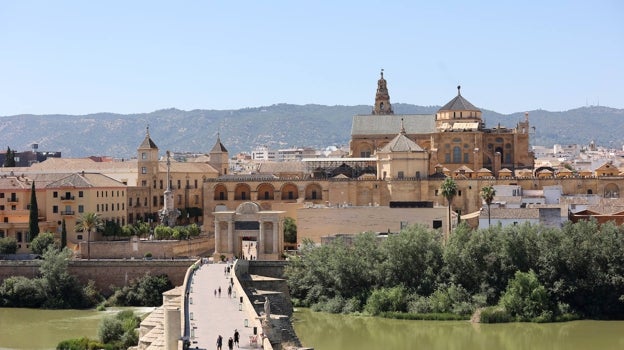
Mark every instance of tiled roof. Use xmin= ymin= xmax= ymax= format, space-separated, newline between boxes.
xmin=257 ymin=161 xmax=307 ymax=175
xmin=45 ymin=173 xmax=125 ymax=188
xmin=351 ymin=114 xmax=435 ymax=135
xmin=438 ymin=87 xmax=480 ymax=112
xmin=139 ymin=134 xmax=158 ymax=149
xmin=379 ymin=133 xmax=424 ymax=153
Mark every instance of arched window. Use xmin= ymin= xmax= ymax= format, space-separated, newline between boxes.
xmin=453 ymin=146 xmax=461 ymax=163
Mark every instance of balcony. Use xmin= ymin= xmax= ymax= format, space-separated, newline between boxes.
xmin=60 ymin=196 xmax=75 ymax=201
xmin=61 ymin=211 xmax=75 ymax=215
xmin=7 ymin=198 xmax=18 ymax=203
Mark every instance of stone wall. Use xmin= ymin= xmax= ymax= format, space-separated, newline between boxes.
xmin=77 ymin=236 xmax=214 ymax=259
xmin=0 ymin=260 xmax=192 ymax=297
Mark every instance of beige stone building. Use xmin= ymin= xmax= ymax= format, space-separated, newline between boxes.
xmin=350 ymin=71 xmax=534 ymax=175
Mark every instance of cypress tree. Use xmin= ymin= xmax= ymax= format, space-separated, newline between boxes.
xmin=28 ymin=181 xmax=40 ymax=239
xmin=4 ymin=147 xmax=16 ymax=167
xmin=61 ymin=219 xmax=67 ymax=249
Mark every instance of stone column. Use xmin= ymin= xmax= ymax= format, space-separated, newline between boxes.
xmin=272 ymin=219 xmax=278 ymax=254
xmin=214 ymin=220 xmax=220 ymax=254
xmin=227 ymin=220 xmax=234 ymax=254
xmin=258 ymin=219 xmax=264 ymax=256
xmin=164 ymin=307 xmax=181 ymax=350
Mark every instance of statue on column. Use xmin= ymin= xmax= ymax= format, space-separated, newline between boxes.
xmin=158 ymin=150 xmax=180 ymax=227
xmin=264 ymin=296 xmax=271 ymax=319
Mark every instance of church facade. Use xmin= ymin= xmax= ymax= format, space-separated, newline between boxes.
xmin=350 ymin=71 xmax=534 ymax=176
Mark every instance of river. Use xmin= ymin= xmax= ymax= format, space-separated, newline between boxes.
xmin=293 ymin=308 xmax=624 ymax=350
xmin=0 ymin=307 xmax=155 ymax=350
xmin=2 ymin=307 xmax=624 ymax=349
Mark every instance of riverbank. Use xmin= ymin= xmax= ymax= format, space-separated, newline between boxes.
xmin=293 ymin=308 xmax=624 ymax=350
xmin=0 ymin=307 xmax=154 ymax=350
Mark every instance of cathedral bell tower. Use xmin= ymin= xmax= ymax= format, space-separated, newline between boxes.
xmin=137 ymin=126 xmax=159 ymax=186
xmin=372 ymin=69 xmax=394 ymax=115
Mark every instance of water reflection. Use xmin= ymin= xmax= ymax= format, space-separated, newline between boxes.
xmin=0 ymin=307 xmax=154 ymax=350
xmin=293 ymin=309 xmax=624 ymax=350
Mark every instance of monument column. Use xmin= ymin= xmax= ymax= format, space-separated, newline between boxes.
xmin=227 ymin=220 xmax=234 ymax=254
xmin=214 ymin=220 xmax=221 ymax=254
xmin=272 ymin=219 xmax=278 ymax=253
xmin=258 ymin=219 xmax=265 ymax=256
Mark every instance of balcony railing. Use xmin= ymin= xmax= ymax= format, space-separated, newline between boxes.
xmin=61 ymin=211 xmax=75 ymax=215
xmin=7 ymin=198 xmax=18 ymax=203
xmin=60 ymin=196 xmax=75 ymax=201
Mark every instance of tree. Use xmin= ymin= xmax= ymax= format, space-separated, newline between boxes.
xmin=0 ymin=237 xmax=18 ymax=254
xmin=75 ymin=212 xmax=104 ymax=260
xmin=61 ymin=219 xmax=67 ymax=249
xmin=28 ymin=182 xmax=40 ymax=239
xmin=499 ymin=270 xmax=552 ymax=321
xmin=3 ymin=146 xmax=16 ymax=167
xmin=480 ymin=185 xmax=496 ymax=227
xmin=31 ymin=232 xmax=56 ymax=255
xmin=440 ymin=177 xmax=458 ymax=238
xmin=284 ymin=217 xmax=297 ymax=244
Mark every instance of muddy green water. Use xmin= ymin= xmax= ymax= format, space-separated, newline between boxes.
xmin=293 ymin=308 xmax=624 ymax=350
xmin=0 ymin=307 xmax=155 ymax=350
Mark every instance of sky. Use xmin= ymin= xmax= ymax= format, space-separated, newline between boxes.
xmin=1 ymin=0 xmax=622 ymax=116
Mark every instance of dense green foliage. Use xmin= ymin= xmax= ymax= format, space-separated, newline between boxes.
xmin=30 ymin=232 xmax=57 ymax=255
xmin=285 ymin=220 xmax=624 ymax=321
xmin=107 ymin=273 xmax=173 ymax=307
xmin=0 ymin=236 xmax=18 ymax=254
xmin=153 ymin=224 xmax=201 ymax=240
xmin=0 ymin=248 xmax=102 ymax=308
xmin=57 ymin=310 xmax=140 ymax=350
xmin=284 ymin=217 xmax=297 ymax=244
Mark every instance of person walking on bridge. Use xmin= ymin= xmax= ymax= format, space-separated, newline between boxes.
xmin=233 ymin=329 xmax=240 ymax=348
xmin=227 ymin=336 xmax=234 ymax=350
xmin=216 ymin=335 xmax=223 ymax=350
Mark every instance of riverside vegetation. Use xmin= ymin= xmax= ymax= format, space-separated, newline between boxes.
xmin=0 ymin=244 xmax=173 ymax=349
xmin=285 ymin=219 xmax=624 ymax=322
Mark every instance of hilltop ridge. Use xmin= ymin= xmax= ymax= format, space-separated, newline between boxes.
xmin=1 ymin=104 xmax=621 ymax=158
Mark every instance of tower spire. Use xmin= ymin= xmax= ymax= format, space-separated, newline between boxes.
xmin=372 ymin=69 xmax=394 ymax=115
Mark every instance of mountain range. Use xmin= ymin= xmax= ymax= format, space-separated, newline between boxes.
xmin=1 ymin=104 xmax=622 ymax=159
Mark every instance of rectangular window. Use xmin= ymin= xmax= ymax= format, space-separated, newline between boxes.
xmin=129 ymin=198 xmax=133 ymax=206
xmin=177 ymin=180 xmax=181 ymax=189
xmin=97 ymin=204 xmax=100 ymax=211
xmin=178 ymin=195 xmax=182 ymax=205
xmin=53 ymin=205 xmax=58 ymax=213
xmin=78 ymin=191 xmax=84 ymax=198
xmin=141 ymin=167 xmax=147 ymax=174
xmin=194 ymin=179 xmax=198 ymax=189
xmin=141 ymin=180 xmax=147 ymax=187
xmin=194 ymin=195 xmax=199 ymax=204
xmin=160 ymin=180 xmax=163 ymax=189
xmin=186 ymin=179 xmax=190 ymax=188
xmin=78 ymin=205 xmax=84 ymax=213
xmin=53 ymin=191 xmax=58 ymax=198
xmin=0 ymin=205 xmax=4 ymax=211
xmin=153 ymin=196 xmax=158 ymax=206
xmin=0 ymin=193 xmax=4 ymax=198
xmin=397 ymin=171 xmax=404 ymax=179
xmin=464 ymin=153 xmax=470 ymax=163
xmin=153 ymin=180 xmax=157 ymax=189
xmin=433 ymin=220 xmax=443 ymax=229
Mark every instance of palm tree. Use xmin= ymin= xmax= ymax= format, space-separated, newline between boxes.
xmin=75 ymin=212 xmax=104 ymax=260
xmin=480 ymin=185 xmax=496 ymax=227
xmin=440 ymin=177 xmax=458 ymax=239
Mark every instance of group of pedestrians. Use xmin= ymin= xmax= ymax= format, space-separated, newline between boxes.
xmin=216 ymin=329 xmax=239 ymax=350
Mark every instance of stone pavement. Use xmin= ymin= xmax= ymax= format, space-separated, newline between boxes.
xmin=187 ymin=261 xmax=261 ymax=350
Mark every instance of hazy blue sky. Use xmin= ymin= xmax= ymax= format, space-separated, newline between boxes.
xmin=1 ymin=0 xmax=622 ymax=116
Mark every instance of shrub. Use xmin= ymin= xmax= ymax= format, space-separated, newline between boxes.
xmin=98 ymin=316 xmax=125 ymax=344
xmin=31 ymin=232 xmax=57 ymax=255
xmin=499 ymin=270 xmax=552 ymax=322
xmin=56 ymin=337 xmax=112 ymax=350
xmin=365 ymin=286 xmax=409 ymax=315
xmin=479 ymin=306 xmax=512 ymax=323
xmin=0 ymin=236 xmax=17 ymax=254
xmin=107 ymin=273 xmax=172 ymax=307
xmin=0 ymin=276 xmax=46 ymax=307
